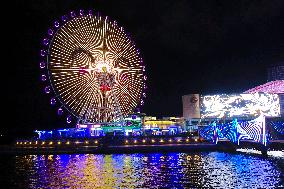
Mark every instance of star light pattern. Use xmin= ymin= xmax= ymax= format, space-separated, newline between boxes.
xmin=40 ymin=10 xmax=146 ymax=123
xmin=200 ymin=93 xmax=280 ymax=119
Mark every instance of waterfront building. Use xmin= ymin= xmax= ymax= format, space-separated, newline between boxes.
xmin=244 ymin=80 xmax=284 ymax=117
xmin=182 ymin=92 xmax=281 ymax=126
xmin=143 ymin=116 xmax=184 ymax=135
xmin=267 ymin=63 xmax=284 ymax=116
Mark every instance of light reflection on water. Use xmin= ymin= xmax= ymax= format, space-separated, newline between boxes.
xmin=0 ymin=152 xmax=283 ymax=188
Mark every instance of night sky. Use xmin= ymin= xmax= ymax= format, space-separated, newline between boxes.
xmin=4 ymin=0 xmax=284 ymax=136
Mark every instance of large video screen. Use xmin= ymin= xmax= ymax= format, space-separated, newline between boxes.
xmin=200 ymin=93 xmax=280 ymax=118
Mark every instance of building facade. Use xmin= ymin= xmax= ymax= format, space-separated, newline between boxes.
xmin=267 ymin=63 xmax=284 ymax=81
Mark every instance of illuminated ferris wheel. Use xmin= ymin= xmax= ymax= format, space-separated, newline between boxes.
xmin=39 ymin=10 xmax=147 ymax=124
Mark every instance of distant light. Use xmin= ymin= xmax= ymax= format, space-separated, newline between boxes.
xmin=50 ymin=98 xmax=56 ymax=105
xmin=54 ymin=21 xmax=59 ymax=28
xmin=39 ymin=62 xmax=45 ymax=69
xmin=40 ymin=50 xmax=46 ymax=57
xmin=48 ymin=29 xmax=53 ymax=36
xmin=66 ymin=115 xmax=72 ymax=124
xmin=57 ymin=108 xmax=63 ymax=116
xmin=70 ymin=11 xmax=76 ymax=17
xmin=88 ymin=10 xmax=93 ymax=16
xmin=41 ymin=74 xmax=47 ymax=81
xmin=45 ymin=86 xmax=51 ymax=94
xmin=43 ymin=38 xmax=49 ymax=46
xmin=61 ymin=15 xmax=67 ymax=22
xmin=79 ymin=9 xmax=84 ymax=16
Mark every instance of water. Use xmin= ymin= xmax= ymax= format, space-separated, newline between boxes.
xmin=0 ymin=151 xmax=283 ymax=188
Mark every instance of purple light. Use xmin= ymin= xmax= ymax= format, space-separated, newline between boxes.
xmin=88 ymin=10 xmax=93 ymax=16
xmin=143 ymin=93 xmax=146 ymax=98
xmin=67 ymin=115 xmax=72 ymax=124
xmin=79 ymin=9 xmax=84 ymax=16
xmin=40 ymin=62 xmax=46 ymax=69
xmin=61 ymin=15 xmax=67 ymax=22
xmin=141 ymin=100 xmax=144 ymax=106
xmin=43 ymin=38 xmax=49 ymax=46
xmin=143 ymin=66 xmax=145 ymax=72
xmin=144 ymin=85 xmax=147 ymax=89
xmin=54 ymin=21 xmax=60 ymax=28
xmin=70 ymin=11 xmax=76 ymax=17
xmin=136 ymin=108 xmax=140 ymax=113
xmin=50 ymin=98 xmax=56 ymax=105
xmin=132 ymin=115 xmax=137 ymax=120
xmin=144 ymin=75 xmax=147 ymax=80
xmin=40 ymin=50 xmax=46 ymax=57
xmin=57 ymin=108 xmax=63 ymax=116
xmin=48 ymin=29 xmax=54 ymax=36
xmin=45 ymin=86 xmax=51 ymax=94
xmin=41 ymin=74 xmax=47 ymax=81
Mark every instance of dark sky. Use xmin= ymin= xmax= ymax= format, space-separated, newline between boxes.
xmin=4 ymin=0 xmax=284 ymax=134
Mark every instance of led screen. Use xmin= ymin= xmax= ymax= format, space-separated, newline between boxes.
xmin=201 ymin=93 xmax=280 ymax=118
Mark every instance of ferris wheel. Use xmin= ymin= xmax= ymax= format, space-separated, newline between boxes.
xmin=39 ymin=10 xmax=147 ymax=124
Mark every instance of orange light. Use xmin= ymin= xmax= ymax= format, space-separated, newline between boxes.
xmin=94 ymin=140 xmax=98 ymax=144
xmin=151 ymin=139 xmax=155 ymax=143
xmin=142 ymin=139 xmax=146 ymax=143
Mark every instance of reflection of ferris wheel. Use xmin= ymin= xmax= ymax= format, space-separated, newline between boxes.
xmin=39 ymin=10 xmax=147 ymax=124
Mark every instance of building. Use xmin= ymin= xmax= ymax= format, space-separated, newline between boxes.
xmin=182 ymin=92 xmax=281 ymax=125
xmin=244 ymin=80 xmax=284 ymax=117
xmin=267 ymin=63 xmax=284 ymax=117
xmin=267 ymin=63 xmax=284 ymax=81
xmin=143 ymin=116 xmax=184 ymax=135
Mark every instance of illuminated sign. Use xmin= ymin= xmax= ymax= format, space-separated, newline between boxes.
xmin=200 ymin=93 xmax=280 ymax=118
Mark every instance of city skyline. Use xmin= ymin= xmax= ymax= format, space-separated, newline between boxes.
xmin=4 ymin=0 xmax=284 ymax=134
